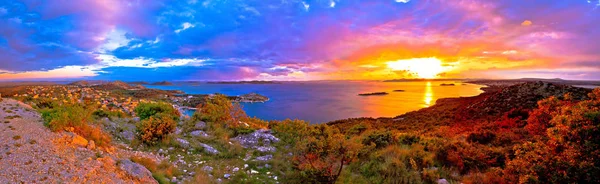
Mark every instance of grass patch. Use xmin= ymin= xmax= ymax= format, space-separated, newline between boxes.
xmin=12 ymin=135 xmax=21 ymax=140
xmin=29 ymin=139 xmax=37 ymax=144
xmin=3 ymin=121 xmax=9 ymax=124
xmin=131 ymin=156 xmax=183 ymax=183
xmin=14 ymin=143 xmax=22 ymax=147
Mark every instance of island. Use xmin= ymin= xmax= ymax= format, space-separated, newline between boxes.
xmin=150 ymin=81 xmax=174 ymax=85
xmin=127 ymin=81 xmax=149 ymax=85
xmin=440 ymin=83 xmax=456 ymax=86
xmin=358 ymin=92 xmax=389 ymax=96
xmin=393 ymin=89 xmax=405 ymax=92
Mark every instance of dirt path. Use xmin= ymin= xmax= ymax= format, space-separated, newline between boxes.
xmin=0 ymin=98 xmax=156 ymax=183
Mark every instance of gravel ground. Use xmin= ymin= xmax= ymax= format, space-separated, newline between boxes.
xmin=0 ymin=98 xmax=156 ymax=183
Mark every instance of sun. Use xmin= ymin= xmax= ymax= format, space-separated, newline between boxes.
xmin=386 ymin=57 xmax=446 ymax=78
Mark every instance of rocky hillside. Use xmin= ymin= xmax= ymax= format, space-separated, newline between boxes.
xmin=330 ymin=81 xmax=594 ymax=131
xmin=0 ymin=98 xmax=157 ymax=183
xmin=466 ymin=81 xmax=591 ymax=117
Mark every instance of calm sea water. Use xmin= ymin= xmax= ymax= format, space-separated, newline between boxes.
xmin=145 ymin=81 xmax=484 ymax=124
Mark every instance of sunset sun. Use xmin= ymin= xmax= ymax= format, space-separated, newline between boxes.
xmin=386 ymin=58 xmax=446 ymax=78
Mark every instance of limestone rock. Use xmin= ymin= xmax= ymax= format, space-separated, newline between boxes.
xmin=190 ymin=130 xmax=209 ymax=137
xmin=72 ymin=134 xmax=89 ymax=147
xmin=117 ymin=159 xmax=156 ymax=183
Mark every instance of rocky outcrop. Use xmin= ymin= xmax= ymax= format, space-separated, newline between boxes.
xmin=117 ymin=159 xmax=156 ymax=183
xmin=232 ymin=129 xmax=279 ymax=153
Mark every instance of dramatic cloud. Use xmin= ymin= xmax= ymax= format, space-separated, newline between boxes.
xmin=0 ymin=0 xmax=599 ymax=81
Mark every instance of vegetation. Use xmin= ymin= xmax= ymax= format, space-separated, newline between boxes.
xmin=134 ymin=102 xmax=180 ymax=145
xmin=131 ymin=156 xmax=183 ymax=183
xmin=134 ymin=102 xmax=180 ymax=121
xmin=41 ymin=104 xmax=112 ymax=147
xmin=136 ymin=113 xmax=177 ymax=144
xmin=3 ymin=82 xmax=598 ymax=183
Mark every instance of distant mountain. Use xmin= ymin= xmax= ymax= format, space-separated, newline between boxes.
xmin=383 ymin=78 xmax=464 ymax=82
xmin=150 ymin=81 xmax=173 ymax=85
xmin=68 ymin=80 xmax=91 ymax=86
xmin=127 ymin=81 xmax=149 ymax=85
xmin=468 ymin=78 xmax=600 ymax=86
xmin=92 ymin=81 xmax=145 ymax=90
xmin=207 ymin=80 xmax=279 ymax=84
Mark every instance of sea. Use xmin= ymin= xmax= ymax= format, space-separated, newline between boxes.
xmin=144 ymin=81 xmax=485 ymax=124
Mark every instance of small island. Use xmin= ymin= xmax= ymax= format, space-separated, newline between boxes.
xmin=440 ymin=83 xmax=456 ymax=86
xmin=358 ymin=92 xmax=389 ymax=96
xmin=393 ymin=90 xmax=405 ymax=92
xmin=150 ymin=81 xmax=174 ymax=86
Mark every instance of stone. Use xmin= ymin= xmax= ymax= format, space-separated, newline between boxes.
xmin=119 ymin=130 xmax=135 ymax=142
xmin=231 ymin=129 xmax=280 ymax=149
xmin=256 ymin=146 xmax=276 ymax=153
xmin=87 ymin=140 xmax=96 ymax=150
xmin=202 ymin=166 xmax=214 ymax=173
xmin=437 ymin=179 xmax=449 ymax=184
xmin=255 ymin=155 xmax=273 ymax=162
xmin=71 ymin=134 xmax=89 ymax=147
xmin=176 ymin=138 xmax=190 ymax=148
xmin=190 ymin=130 xmax=209 ymax=137
xmin=194 ymin=121 xmax=206 ymax=129
xmin=199 ymin=143 xmax=219 ymax=154
xmin=117 ymin=159 xmax=155 ymax=182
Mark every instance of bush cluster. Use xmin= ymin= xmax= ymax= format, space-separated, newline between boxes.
xmin=41 ymin=104 xmax=111 ymax=147
xmin=134 ymin=102 xmax=180 ymax=144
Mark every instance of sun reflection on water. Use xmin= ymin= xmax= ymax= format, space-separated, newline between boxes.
xmin=424 ymin=82 xmax=433 ymax=107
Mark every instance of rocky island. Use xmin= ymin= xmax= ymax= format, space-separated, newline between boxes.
xmin=358 ymin=92 xmax=389 ymax=96
xmin=150 ymin=81 xmax=174 ymax=86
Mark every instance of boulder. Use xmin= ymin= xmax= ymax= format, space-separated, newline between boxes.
xmin=199 ymin=143 xmax=219 ymax=154
xmin=194 ymin=121 xmax=206 ymax=129
xmin=119 ymin=130 xmax=135 ymax=142
xmin=437 ymin=179 xmax=449 ymax=184
xmin=71 ymin=134 xmax=89 ymax=147
xmin=190 ymin=130 xmax=209 ymax=137
xmin=255 ymin=155 xmax=273 ymax=162
xmin=118 ymin=159 xmax=156 ymax=183
xmin=231 ymin=129 xmax=280 ymax=149
xmin=176 ymin=138 xmax=190 ymax=148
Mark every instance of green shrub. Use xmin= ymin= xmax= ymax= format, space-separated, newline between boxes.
xmin=92 ymin=109 xmax=127 ymax=120
xmin=136 ymin=113 xmax=177 ymax=144
xmin=41 ymin=104 xmax=91 ymax=131
xmin=362 ymin=130 xmax=393 ymax=149
xmin=193 ymin=95 xmax=246 ymax=127
xmin=135 ymin=102 xmax=180 ymax=121
xmin=40 ymin=104 xmax=111 ymax=147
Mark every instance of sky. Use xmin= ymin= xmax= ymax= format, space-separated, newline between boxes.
xmin=0 ymin=0 xmax=599 ymax=81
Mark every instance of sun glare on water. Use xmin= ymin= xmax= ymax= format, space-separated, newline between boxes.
xmin=386 ymin=58 xmax=446 ymax=78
